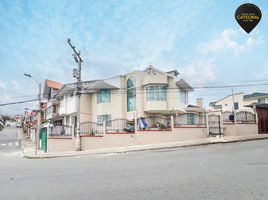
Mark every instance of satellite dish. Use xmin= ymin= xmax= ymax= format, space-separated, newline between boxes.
xmin=229 ymin=114 xmax=235 ymax=122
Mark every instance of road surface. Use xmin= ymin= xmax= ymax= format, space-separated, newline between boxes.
xmin=0 ymin=126 xmax=20 ymax=154
xmin=0 ymin=127 xmax=267 ymax=200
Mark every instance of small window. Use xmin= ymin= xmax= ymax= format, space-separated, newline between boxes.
xmin=234 ymin=102 xmax=239 ymax=110
xmin=225 ymin=104 xmax=228 ymax=106
xmin=97 ymin=89 xmax=111 ymax=103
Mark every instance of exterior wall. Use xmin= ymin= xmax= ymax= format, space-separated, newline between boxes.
xmin=80 ymin=127 xmax=207 ymax=151
xmin=91 ymin=90 xmax=124 ymax=122
xmin=142 ymin=73 xmax=168 ymax=85
xmin=223 ymin=124 xmax=258 ymax=136
xmin=125 ymin=71 xmax=145 ymax=120
xmin=167 ymin=77 xmax=187 ymax=111
xmin=124 ymin=70 xmax=187 ymax=120
xmin=80 ymin=94 xmax=91 ymax=123
xmin=59 ymin=95 xmax=76 ymax=116
xmin=48 ymin=138 xmax=76 ymax=152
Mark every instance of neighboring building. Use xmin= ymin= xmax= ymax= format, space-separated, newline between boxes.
xmin=209 ymin=92 xmax=268 ymax=113
xmin=54 ymin=65 xmax=194 ymax=129
xmin=243 ymin=93 xmax=268 ymax=105
xmin=43 ymin=79 xmax=63 ymax=125
xmin=209 ymin=93 xmax=247 ymax=113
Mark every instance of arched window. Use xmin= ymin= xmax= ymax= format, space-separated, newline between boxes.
xmin=127 ymin=78 xmax=136 ymax=112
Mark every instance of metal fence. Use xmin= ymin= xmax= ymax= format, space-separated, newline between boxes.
xmin=222 ymin=111 xmax=233 ymax=122
xmin=222 ymin=111 xmax=256 ymax=124
xmin=174 ymin=113 xmax=206 ymax=126
xmin=236 ymin=111 xmax=256 ymax=124
xmin=106 ymin=119 xmax=134 ymax=133
xmin=49 ymin=125 xmax=72 ymax=138
xmin=138 ymin=116 xmax=171 ymax=131
xmin=80 ymin=122 xmax=103 ymax=136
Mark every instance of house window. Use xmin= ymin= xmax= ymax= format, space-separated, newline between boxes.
xmin=234 ymin=102 xmax=239 ymax=110
xmin=146 ymin=85 xmax=167 ymax=101
xmin=127 ymin=78 xmax=136 ymax=112
xmin=179 ymin=90 xmax=188 ymax=104
xmin=97 ymin=115 xmax=111 ymax=126
xmin=97 ymin=89 xmax=111 ymax=103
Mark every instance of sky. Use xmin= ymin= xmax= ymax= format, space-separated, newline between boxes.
xmin=0 ymin=0 xmax=268 ymax=115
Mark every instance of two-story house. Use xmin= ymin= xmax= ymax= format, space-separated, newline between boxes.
xmin=54 ymin=66 xmax=193 ymax=130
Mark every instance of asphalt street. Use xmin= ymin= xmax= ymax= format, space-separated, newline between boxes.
xmin=0 ymin=127 xmax=267 ymax=200
xmin=0 ymin=126 xmax=19 ymax=154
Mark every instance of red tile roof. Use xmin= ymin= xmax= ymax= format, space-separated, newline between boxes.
xmin=46 ymin=80 xmax=63 ymax=89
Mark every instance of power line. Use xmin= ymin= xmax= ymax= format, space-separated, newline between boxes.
xmin=0 ymin=99 xmax=38 ymax=107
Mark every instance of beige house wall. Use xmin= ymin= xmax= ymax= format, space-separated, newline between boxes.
xmin=90 ymin=90 xmax=124 ymax=122
xmin=47 ymin=124 xmax=258 ymax=152
xmin=124 ymin=70 xmax=187 ymax=120
xmin=224 ymin=124 xmax=258 ymax=136
xmin=48 ymin=138 xmax=76 ymax=152
xmin=216 ymin=93 xmax=253 ymax=112
xmin=80 ymin=94 xmax=91 ymax=123
xmin=80 ymin=127 xmax=207 ymax=151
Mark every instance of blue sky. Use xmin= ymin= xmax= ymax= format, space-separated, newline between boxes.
xmin=0 ymin=0 xmax=268 ymax=114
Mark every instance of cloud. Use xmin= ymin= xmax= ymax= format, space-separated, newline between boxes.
xmin=0 ymin=81 xmax=7 ymax=90
xmin=180 ymin=59 xmax=216 ymax=85
xmin=198 ymin=28 xmax=263 ymax=55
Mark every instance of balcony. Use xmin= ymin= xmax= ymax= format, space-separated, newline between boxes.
xmin=144 ymin=101 xmax=168 ymax=113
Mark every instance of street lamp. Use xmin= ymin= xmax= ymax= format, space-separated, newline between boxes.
xmin=24 ymin=73 xmax=42 ymax=155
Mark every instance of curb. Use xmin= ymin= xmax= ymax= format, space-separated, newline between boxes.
xmin=22 ymin=136 xmax=268 ymax=159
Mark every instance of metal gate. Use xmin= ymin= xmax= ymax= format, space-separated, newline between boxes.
xmin=39 ymin=128 xmax=47 ymax=152
xmin=257 ymin=107 xmax=268 ymax=134
xmin=208 ymin=114 xmax=223 ymax=137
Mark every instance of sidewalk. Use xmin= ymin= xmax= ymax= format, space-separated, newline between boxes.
xmin=21 ymin=133 xmax=268 ymax=159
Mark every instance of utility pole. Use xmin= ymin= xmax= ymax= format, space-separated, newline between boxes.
xmin=67 ymin=39 xmax=83 ymax=151
xmin=231 ymin=89 xmax=237 ymax=124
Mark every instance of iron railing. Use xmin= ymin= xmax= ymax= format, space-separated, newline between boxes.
xmin=106 ymin=119 xmax=134 ymax=133
xmin=80 ymin=122 xmax=103 ymax=136
xmin=174 ymin=113 xmax=206 ymax=126
xmin=222 ymin=111 xmax=233 ymax=122
xmin=49 ymin=125 xmax=72 ymax=138
xmin=236 ymin=111 xmax=256 ymax=124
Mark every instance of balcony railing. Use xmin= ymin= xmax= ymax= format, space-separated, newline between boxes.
xmin=49 ymin=125 xmax=72 ymax=138
xmin=174 ymin=113 xmax=206 ymax=126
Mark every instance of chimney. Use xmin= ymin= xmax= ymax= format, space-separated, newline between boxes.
xmin=196 ymin=98 xmax=204 ymax=108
